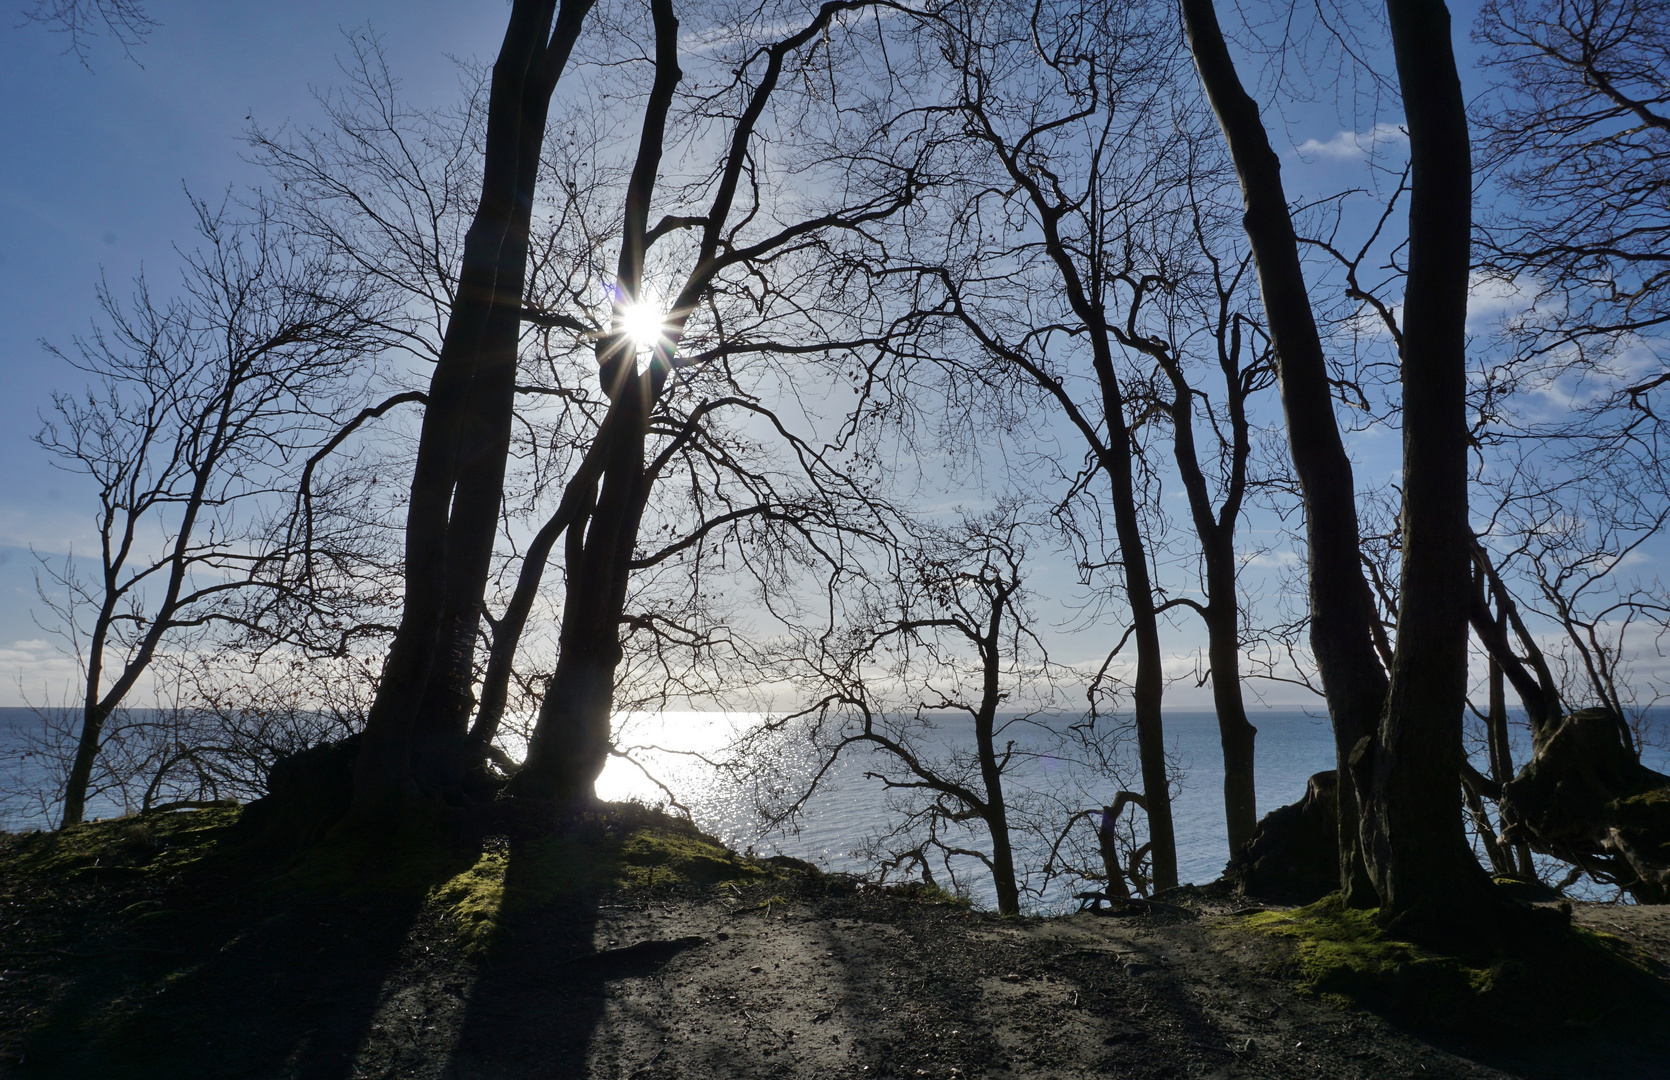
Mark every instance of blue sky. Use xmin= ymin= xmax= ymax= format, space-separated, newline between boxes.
xmin=0 ymin=1 xmax=510 ymax=703
xmin=0 ymin=0 xmax=1511 ymax=707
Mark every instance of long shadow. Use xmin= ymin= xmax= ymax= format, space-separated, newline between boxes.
xmin=12 ymin=833 xmax=468 ymax=1080
xmin=445 ymin=831 xmax=629 ymax=1078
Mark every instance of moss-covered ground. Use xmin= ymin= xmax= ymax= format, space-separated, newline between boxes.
xmin=0 ymin=801 xmax=804 ymax=1077
xmin=1240 ymin=891 xmax=1670 ymax=1034
xmin=427 ymin=806 xmax=775 ymax=953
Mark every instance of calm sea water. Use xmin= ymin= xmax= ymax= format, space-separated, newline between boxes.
xmin=7 ymin=706 xmax=1665 ymax=912
xmin=592 ymin=710 xmax=1347 ymax=910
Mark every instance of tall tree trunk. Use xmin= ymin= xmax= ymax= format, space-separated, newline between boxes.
xmin=508 ymin=386 xmax=651 ymax=804
xmin=1359 ymin=0 xmax=1489 ymax=928
xmin=1203 ymin=551 xmax=1258 ymax=853
xmin=1179 ymin=0 xmax=1386 ymax=904
xmin=350 ymin=0 xmax=592 ymax=822
xmin=1098 ymin=406 xmax=1179 ymax=893
xmin=501 ymin=0 xmax=681 ymax=809
xmin=1157 ymin=342 xmax=1259 ymax=855
xmin=976 ymin=586 xmax=1022 ymax=916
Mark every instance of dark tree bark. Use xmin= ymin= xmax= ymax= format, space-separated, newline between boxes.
xmin=1151 ymin=287 xmax=1264 ymax=856
xmin=1356 ymin=0 xmax=1493 ymax=930
xmin=1179 ymin=0 xmax=1386 ymax=904
xmin=1097 ymin=374 xmax=1180 ymax=893
xmin=351 ymin=0 xmax=594 ymax=823
xmin=974 ymin=570 xmax=1024 ymax=918
xmin=505 ymin=0 xmax=680 ymax=806
xmin=504 ymin=0 xmax=909 ymax=807
xmin=1225 ymin=771 xmax=1341 ymax=903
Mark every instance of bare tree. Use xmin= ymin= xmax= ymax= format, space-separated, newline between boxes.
xmin=245 ymin=6 xmax=919 ymax=833
xmin=493 ymin=0 xmax=922 ymax=807
xmin=1475 ymin=0 xmax=1670 ymax=355
xmin=1353 ymin=0 xmax=1493 ymax=933
xmin=340 ymin=0 xmax=595 ymax=823
xmin=1128 ymin=185 xmax=1276 ymax=857
xmin=754 ymin=511 xmax=1113 ymax=915
xmin=21 ymin=0 xmax=154 ymax=62
xmin=33 ymin=197 xmax=391 ymax=827
xmin=1180 ymin=0 xmax=1389 ymax=905
xmin=874 ymin=0 xmax=1207 ymax=890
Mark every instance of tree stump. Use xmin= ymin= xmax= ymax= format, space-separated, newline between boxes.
xmin=1223 ymin=770 xmax=1340 ymax=903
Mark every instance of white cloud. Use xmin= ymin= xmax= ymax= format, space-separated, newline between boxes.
xmin=1 ymin=637 xmax=83 ymax=708
xmin=1296 ymin=122 xmax=1408 ymax=161
xmin=1465 ymin=271 xmax=1550 ymax=331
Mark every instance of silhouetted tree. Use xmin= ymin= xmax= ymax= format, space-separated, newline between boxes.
xmin=502 ymin=0 xmax=922 ymax=808
xmin=34 ymin=198 xmax=391 ymax=826
xmin=756 ymin=511 xmax=1102 ymax=916
xmin=1180 ymin=0 xmax=1387 ymax=903
xmin=1354 ymin=0 xmax=1494 ymax=931
xmin=346 ymin=0 xmax=595 ymax=823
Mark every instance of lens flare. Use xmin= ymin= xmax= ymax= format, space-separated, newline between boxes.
xmin=618 ymin=300 xmax=668 ymax=348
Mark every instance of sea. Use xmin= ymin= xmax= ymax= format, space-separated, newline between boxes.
xmin=6 ymin=706 xmax=1665 ymax=912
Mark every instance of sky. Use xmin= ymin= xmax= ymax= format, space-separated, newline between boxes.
xmin=0 ymin=0 xmax=1542 ymax=710
xmin=0 ymin=1 xmax=510 ymax=705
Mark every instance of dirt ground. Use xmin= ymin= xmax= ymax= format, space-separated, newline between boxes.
xmin=3 ymin=812 xmax=1669 ymax=1080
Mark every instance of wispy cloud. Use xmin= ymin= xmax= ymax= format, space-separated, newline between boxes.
xmin=1296 ymin=122 xmax=1408 ymax=161
xmin=2 ymin=637 xmax=83 ymax=708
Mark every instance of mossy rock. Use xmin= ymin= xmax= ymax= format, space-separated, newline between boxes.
xmin=1241 ymin=892 xmax=1668 ymax=1036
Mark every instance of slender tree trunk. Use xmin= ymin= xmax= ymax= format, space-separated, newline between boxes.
xmin=410 ymin=44 xmax=567 ymax=791
xmin=1159 ymin=349 xmax=1258 ymax=854
xmin=1484 ymin=656 xmax=1536 ymax=875
xmin=62 ymin=703 xmax=110 ymax=828
xmin=502 ymin=0 xmax=682 ymax=807
xmin=60 ymin=609 xmax=114 ymax=827
xmin=1203 ymin=554 xmax=1258 ymax=853
xmin=508 ymin=382 xmax=652 ymax=804
xmin=1469 ymin=541 xmax=1561 ymax=735
xmin=1359 ymin=0 xmax=1490 ymax=928
xmin=975 ymin=591 xmax=1022 ymax=916
xmin=1090 ymin=373 xmax=1178 ymax=892
xmin=1114 ymin=509 xmax=1178 ymax=893
xmin=1180 ymin=0 xmax=1386 ymax=904
xmin=979 ymin=731 xmax=1021 ymax=916
xmin=987 ymin=804 xmax=1021 ymax=917
xmin=465 ymin=435 xmax=609 ymax=754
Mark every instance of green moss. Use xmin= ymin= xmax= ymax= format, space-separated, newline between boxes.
xmin=1610 ymin=786 xmax=1670 ymax=865
xmin=1246 ymin=897 xmax=1487 ymax=1013
xmin=0 ymin=807 xmax=242 ymax=884
xmin=1240 ymin=893 xmax=1666 ymax=1035
xmin=428 ymin=814 xmax=773 ymax=954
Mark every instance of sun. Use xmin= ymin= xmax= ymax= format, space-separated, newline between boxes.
xmin=618 ymin=300 xmax=669 ymax=348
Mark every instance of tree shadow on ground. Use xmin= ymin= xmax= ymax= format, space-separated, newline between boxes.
xmin=10 ymin=835 xmax=473 ymax=1080
xmin=442 ymin=832 xmax=695 ymax=1079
